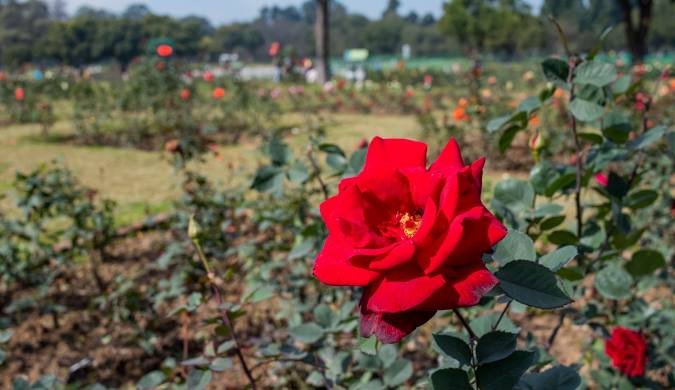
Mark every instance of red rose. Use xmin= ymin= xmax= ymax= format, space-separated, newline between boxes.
xmin=180 ymin=88 xmax=191 ymax=101
xmin=212 ymin=87 xmax=225 ymax=100
xmin=313 ymin=137 xmax=506 ymax=343
xmin=156 ymin=44 xmax=173 ymax=58
xmin=594 ymin=172 xmax=608 ymax=187
xmin=268 ymin=41 xmax=280 ymax=57
xmin=605 ymin=327 xmax=647 ymax=377
xmin=14 ymin=87 xmax=25 ymax=101
xmin=203 ymin=71 xmax=214 ymax=83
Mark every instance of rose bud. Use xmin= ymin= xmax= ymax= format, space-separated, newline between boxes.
xmin=357 ymin=138 xmax=368 ymax=149
xmin=594 ymin=172 xmax=608 ymax=187
xmin=313 ymin=137 xmax=506 ymax=343
xmin=605 ymin=327 xmax=647 ymax=378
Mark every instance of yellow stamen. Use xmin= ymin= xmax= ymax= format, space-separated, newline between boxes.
xmin=399 ymin=212 xmax=422 ymax=239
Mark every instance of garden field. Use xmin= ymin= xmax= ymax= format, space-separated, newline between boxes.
xmin=0 ymin=44 xmax=674 ymax=390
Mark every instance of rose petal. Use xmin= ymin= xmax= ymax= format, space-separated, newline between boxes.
xmin=429 ymin=138 xmax=464 ymax=171
xmin=313 ymin=236 xmax=380 ymax=286
xmin=359 ymin=305 xmax=435 ymax=344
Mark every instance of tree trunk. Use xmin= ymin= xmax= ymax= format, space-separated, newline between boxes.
xmin=315 ymin=0 xmax=330 ymax=84
xmin=617 ymin=0 xmax=652 ymax=64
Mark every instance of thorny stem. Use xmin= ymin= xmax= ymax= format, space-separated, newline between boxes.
xmin=307 ymin=144 xmax=330 ymax=201
xmin=566 ymin=59 xmax=584 ymax=242
xmin=492 ymin=301 xmax=512 ymax=331
xmin=453 ymin=309 xmax=477 ymax=340
xmin=547 ymin=15 xmax=572 ymax=58
xmin=546 ymin=310 xmax=568 ymax=352
xmin=192 ymin=238 xmax=258 ymax=390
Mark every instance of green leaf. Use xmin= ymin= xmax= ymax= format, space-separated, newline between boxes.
xmin=548 ymin=230 xmax=577 ymax=245
xmin=492 ymin=229 xmax=536 ymax=265
xmin=326 ymin=152 xmax=348 ymax=172
xmin=251 ymin=165 xmax=284 ymax=194
xmin=612 ymin=74 xmax=631 ymax=94
xmin=287 ymin=160 xmax=309 ymax=183
xmin=487 ymin=115 xmax=511 ymax=133
xmin=383 ymin=358 xmax=413 ymax=387
xmin=595 ymin=264 xmax=633 ymax=300
xmin=499 ymin=125 xmax=522 ymax=152
xmin=268 ymin=137 xmax=290 ymax=166
xmin=0 ymin=330 xmax=13 ymax=343
xmin=313 ymin=304 xmax=333 ymax=328
xmin=625 ymin=189 xmax=658 ymax=210
xmin=602 ymin=111 xmax=632 ymax=143
xmin=578 ymin=132 xmax=604 ymax=144
xmin=628 ymin=125 xmax=667 ymax=150
xmin=574 ymin=60 xmax=617 ymax=87
xmin=430 ymin=368 xmax=472 ymax=390
xmin=569 ymin=98 xmax=604 ymax=122
xmin=519 ymin=365 xmax=582 ymax=390
xmin=476 ymin=331 xmax=517 ymax=365
xmin=216 ymin=340 xmax=235 ymax=354
xmin=544 ymin=171 xmax=576 ymax=197
xmin=493 ymin=179 xmax=534 ymax=213
xmin=289 ymin=323 xmax=324 ymax=343
xmin=541 ymin=58 xmax=569 ymax=87
xmin=378 ymin=344 xmax=398 ymax=367
xmin=517 ymin=96 xmax=541 ymax=114
xmin=137 ymin=371 xmax=166 ymax=389
xmin=209 ymin=357 xmax=232 ymax=372
xmin=319 ymin=143 xmax=346 ymax=156
xmin=606 ymin=172 xmax=629 ymax=198
xmin=540 ymin=246 xmax=578 ymax=272
xmin=495 ymin=260 xmax=572 ymax=309
xmin=625 ymin=250 xmax=666 ymax=277
xmin=358 ymin=336 xmax=377 ymax=356
xmin=186 ymin=369 xmax=212 ymax=390
xmin=433 ymin=333 xmax=472 ymax=366
xmin=539 ymin=215 xmax=565 ymax=231
xmin=476 ymin=350 xmax=536 ymax=390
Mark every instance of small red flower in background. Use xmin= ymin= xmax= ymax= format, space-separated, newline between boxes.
xmin=528 ymin=115 xmax=540 ymax=128
xmin=203 ymin=71 xmax=214 ymax=82
xmin=212 ymin=87 xmax=225 ymax=100
xmin=605 ymin=327 xmax=647 ymax=377
xmin=179 ymin=88 xmax=191 ymax=101
xmin=423 ymin=74 xmax=433 ymax=88
xmin=405 ymin=86 xmax=414 ymax=98
xmin=594 ymin=172 xmax=608 ymax=187
xmin=268 ymin=41 xmax=280 ymax=57
xmin=634 ymin=92 xmax=650 ymax=112
xmin=357 ymin=138 xmax=368 ymax=149
xmin=313 ymin=137 xmax=507 ymax=343
xmin=0 ymin=72 xmax=6 ymax=81
xmin=14 ymin=87 xmax=24 ymax=101
xmin=156 ymin=44 xmax=173 ymax=58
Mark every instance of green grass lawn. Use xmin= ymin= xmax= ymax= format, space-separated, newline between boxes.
xmin=0 ymin=113 xmax=424 ymax=225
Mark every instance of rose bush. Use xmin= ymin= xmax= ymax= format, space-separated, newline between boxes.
xmin=314 ymin=137 xmax=507 ymax=343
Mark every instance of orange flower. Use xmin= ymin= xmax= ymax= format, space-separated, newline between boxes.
xmin=553 ymin=89 xmax=564 ymax=99
xmin=458 ymin=97 xmax=469 ymax=108
xmin=212 ymin=87 xmax=226 ymax=100
xmin=14 ymin=87 xmax=24 ymax=101
xmin=179 ymin=88 xmax=190 ymax=101
xmin=669 ymin=79 xmax=675 ymax=91
xmin=156 ymin=44 xmax=173 ymax=57
xmin=452 ymin=106 xmax=470 ymax=122
xmin=528 ymin=115 xmax=540 ymax=127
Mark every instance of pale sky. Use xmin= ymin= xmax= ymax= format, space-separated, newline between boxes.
xmin=63 ymin=0 xmax=543 ymax=25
